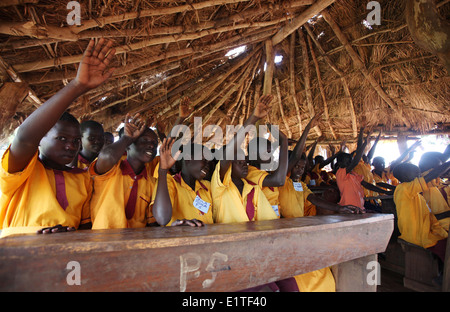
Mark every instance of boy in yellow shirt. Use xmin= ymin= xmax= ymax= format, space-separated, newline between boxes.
xmin=0 ymin=38 xmax=116 ymax=237
xmin=418 ymin=154 xmax=450 ymax=231
xmin=89 ymin=113 xmax=161 ymax=229
xmin=76 ymin=120 xmax=105 ymax=169
xmin=393 ymin=162 xmax=449 ymax=262
xmin=211 ymin=95 xmax=278 ymax=224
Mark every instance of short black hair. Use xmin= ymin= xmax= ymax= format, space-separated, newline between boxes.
xmin=59 ymin=111 xmax=79 ymax=125
xmin=80 ymin=120 xmax=104 ymax=134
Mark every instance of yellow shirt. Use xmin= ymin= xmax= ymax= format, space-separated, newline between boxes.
xmin=89 ymin=158 xmax=156 ymax=229
xmin=0 ymin=147 xmax=91 ymax=237
xmin=354 ymin=160 xmax=377 ymax=198
xmin=278 ymin=177 xmax=335 ymax=291
xmin=246 ymin=165 xmax=280 ymax=217
xmin=278 ymin=178 xmax=314 ymax=218
xmin=394 ymin=177 xmax=448 ymax=248
xmin=158 ymin=173 xmax=214 ymax=225
xmin=211 ymin=162 xmax=278 ymax=223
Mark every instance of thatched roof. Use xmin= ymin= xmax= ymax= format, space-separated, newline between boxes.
xmin=0 ymin=0 xmax=449 ymax=146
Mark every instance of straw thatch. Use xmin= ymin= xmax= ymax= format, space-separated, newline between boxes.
xmin=0 ymin=0 xmax=449 ymax=146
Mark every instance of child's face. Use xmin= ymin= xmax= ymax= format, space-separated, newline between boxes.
xmin=291 ymin=159 xmax=306 ymax=180
xmin=81 ymin=126 xmax=104 ymax=155
xmin=127 ymin=129 xmax=158 ymax=163
xmin=231 ymin=159 xmax=248 ymax=179
xmin=338 ymin=154 xmax=352 ymax=168
xmin=39 ymin=120 xmax=81 ymax=167
xmin=373 ymin=158 xmax=385 ymax=171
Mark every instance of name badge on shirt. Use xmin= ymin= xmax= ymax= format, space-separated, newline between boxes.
xmin=293 ymin=182 xmax=303 ymax=192
xmin=271 ymin=205 xmax=280 ymax=217
xmin=193 ymin=195 xmax=211 ymax=214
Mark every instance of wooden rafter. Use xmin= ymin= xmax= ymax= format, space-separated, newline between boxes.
xmin=321 ymin=10 xmax=411 ymax=128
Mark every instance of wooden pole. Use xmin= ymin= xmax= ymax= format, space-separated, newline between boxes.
xmin=271 ymin=0 xmax=337 ymax=46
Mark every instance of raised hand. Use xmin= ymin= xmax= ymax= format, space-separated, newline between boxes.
xmin=159 ymin=137 xmax=181 ymax=170
xmin=123 ymin=113 xmax=147 ymax=141
xmin=253 ymin=94 xmax=273 ymax=119
xmin=338 ymin=205 xmax=366 ymax=214
xmin=75 ymin=38 xmax=116 ymax=92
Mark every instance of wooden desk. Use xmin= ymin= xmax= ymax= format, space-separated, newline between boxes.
xmin=0 ymin=214 xmax=393 ymax=292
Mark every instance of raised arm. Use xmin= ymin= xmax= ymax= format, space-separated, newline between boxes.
xmin=366 ymin=130 xmax=382 ymax=163
xmin=390 ymin=140 xmax=422 ymax=169
xmin=261 ymin=128 xmax=288 ymax=187
xmin=346 ymin=134 xmax=368 ymax=174
xmin=219 ymin=94 xmax=273 ymax=180
xmin=306 ymin=193 xmax=364 ymax=214
xmin=423 ymin=160 xmax=450 ymax=184
xmin=94 ymin=113 xmax=146 ymax=175
xmin=8 ymin=39 xmax=116 ymax=173
xmin=288 ymin=112 xmax=322 ymax=173
xmin=152 ymin=137 xmax=181 ymax=226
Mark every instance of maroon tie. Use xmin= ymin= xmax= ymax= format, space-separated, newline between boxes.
xmin=120 ymin=160 xmax=147 ymax=220
xmin=53 ymin=170 xmax=69 ymax=210
xmin=245 ymin=180 xmax=256 ymax=221
xmin=52 ymin=167 xmax=86 ymax=210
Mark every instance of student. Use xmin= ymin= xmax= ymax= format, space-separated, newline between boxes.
xmin=278 ymin=156 xmax=361 ymax=292
xmin=372 ymin=156 xmax=399 ymax=187
xmin=89 ymin=113 xmax=159 ymax=229
xmin=353 ymin=130 xmax=381 ymax=212
xmin=335 ymin=130 xmax=392 ymax=212
xmin=0 ymin=38 xmax=116 ymax=237
xmin=393 ymin=161 xmax=449 ymax=264
xmin=211 ymin=95 xmax=279 ymax=224
xmin=103 ymin=131 xmax=115 ymax=146
xmin=152 ymin=141 xmax=213 ymax=226
xmin=279 ymin=156 xmax=363 ymax=218
xmin=77 ymin=120 xmax=105 ymax=168
xmin=245 ymin=127 xmax=289 ymax=217
xmin=418 ymin=154 xmax=450 ymax=231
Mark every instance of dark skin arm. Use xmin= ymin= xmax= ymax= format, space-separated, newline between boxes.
xmin=260 ymin=128 xmax=288 ymax=187
xmin=219 ymin=95 xmax=273 ymax=181
xmin=8 ymin=38 xmax=116 ymax=174
xmin=346 ymin=134 xmax=368 ymax=174
xmin=366 ymin=130 xmax=381 ymax=163
xmin=376 ymin=182 xmax=396 ymax=190
xmin=288 ymin=112 xmax=322 ymax=173
xmin=306 ymin=194 xmax=364 ymax=214
xmin=423 ymin=160 xmax=450 ymax=184
xmin=435 ymin=210 xmax=450 ymax=220
xmin=152 ymin=137 xmax=181 ymax=226
xmin=152 ymin=138 xmax=203 ymax=227
xmin=94 ymin=113 xmax=146 ymax=175
xmin=361 ymin=180 xmax=393 ymax=195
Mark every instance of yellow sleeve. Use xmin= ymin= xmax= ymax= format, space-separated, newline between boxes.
xmin=0 ymin=146 xmax=39 ymax=195
xmin=246 ymin=165 xmax=269 ymax=189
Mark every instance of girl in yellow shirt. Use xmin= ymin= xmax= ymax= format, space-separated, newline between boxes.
xmin=152 ymin=142 xmax=213 ymax=226
xmin=90 ymin=113 xmax=160 ymax=229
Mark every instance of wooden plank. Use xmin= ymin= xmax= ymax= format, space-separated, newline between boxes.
xmin=0 ymin=214 xmax=393 ymax=292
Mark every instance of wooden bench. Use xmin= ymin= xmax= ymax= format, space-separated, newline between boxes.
xmin=398 ymin=238 xmax=448 ymax=292
xmin=0 ymin=214 xmax=393 ymax=292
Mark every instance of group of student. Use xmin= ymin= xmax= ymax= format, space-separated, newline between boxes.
xmin=1 ymin=38 xmax=449 ymax=291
